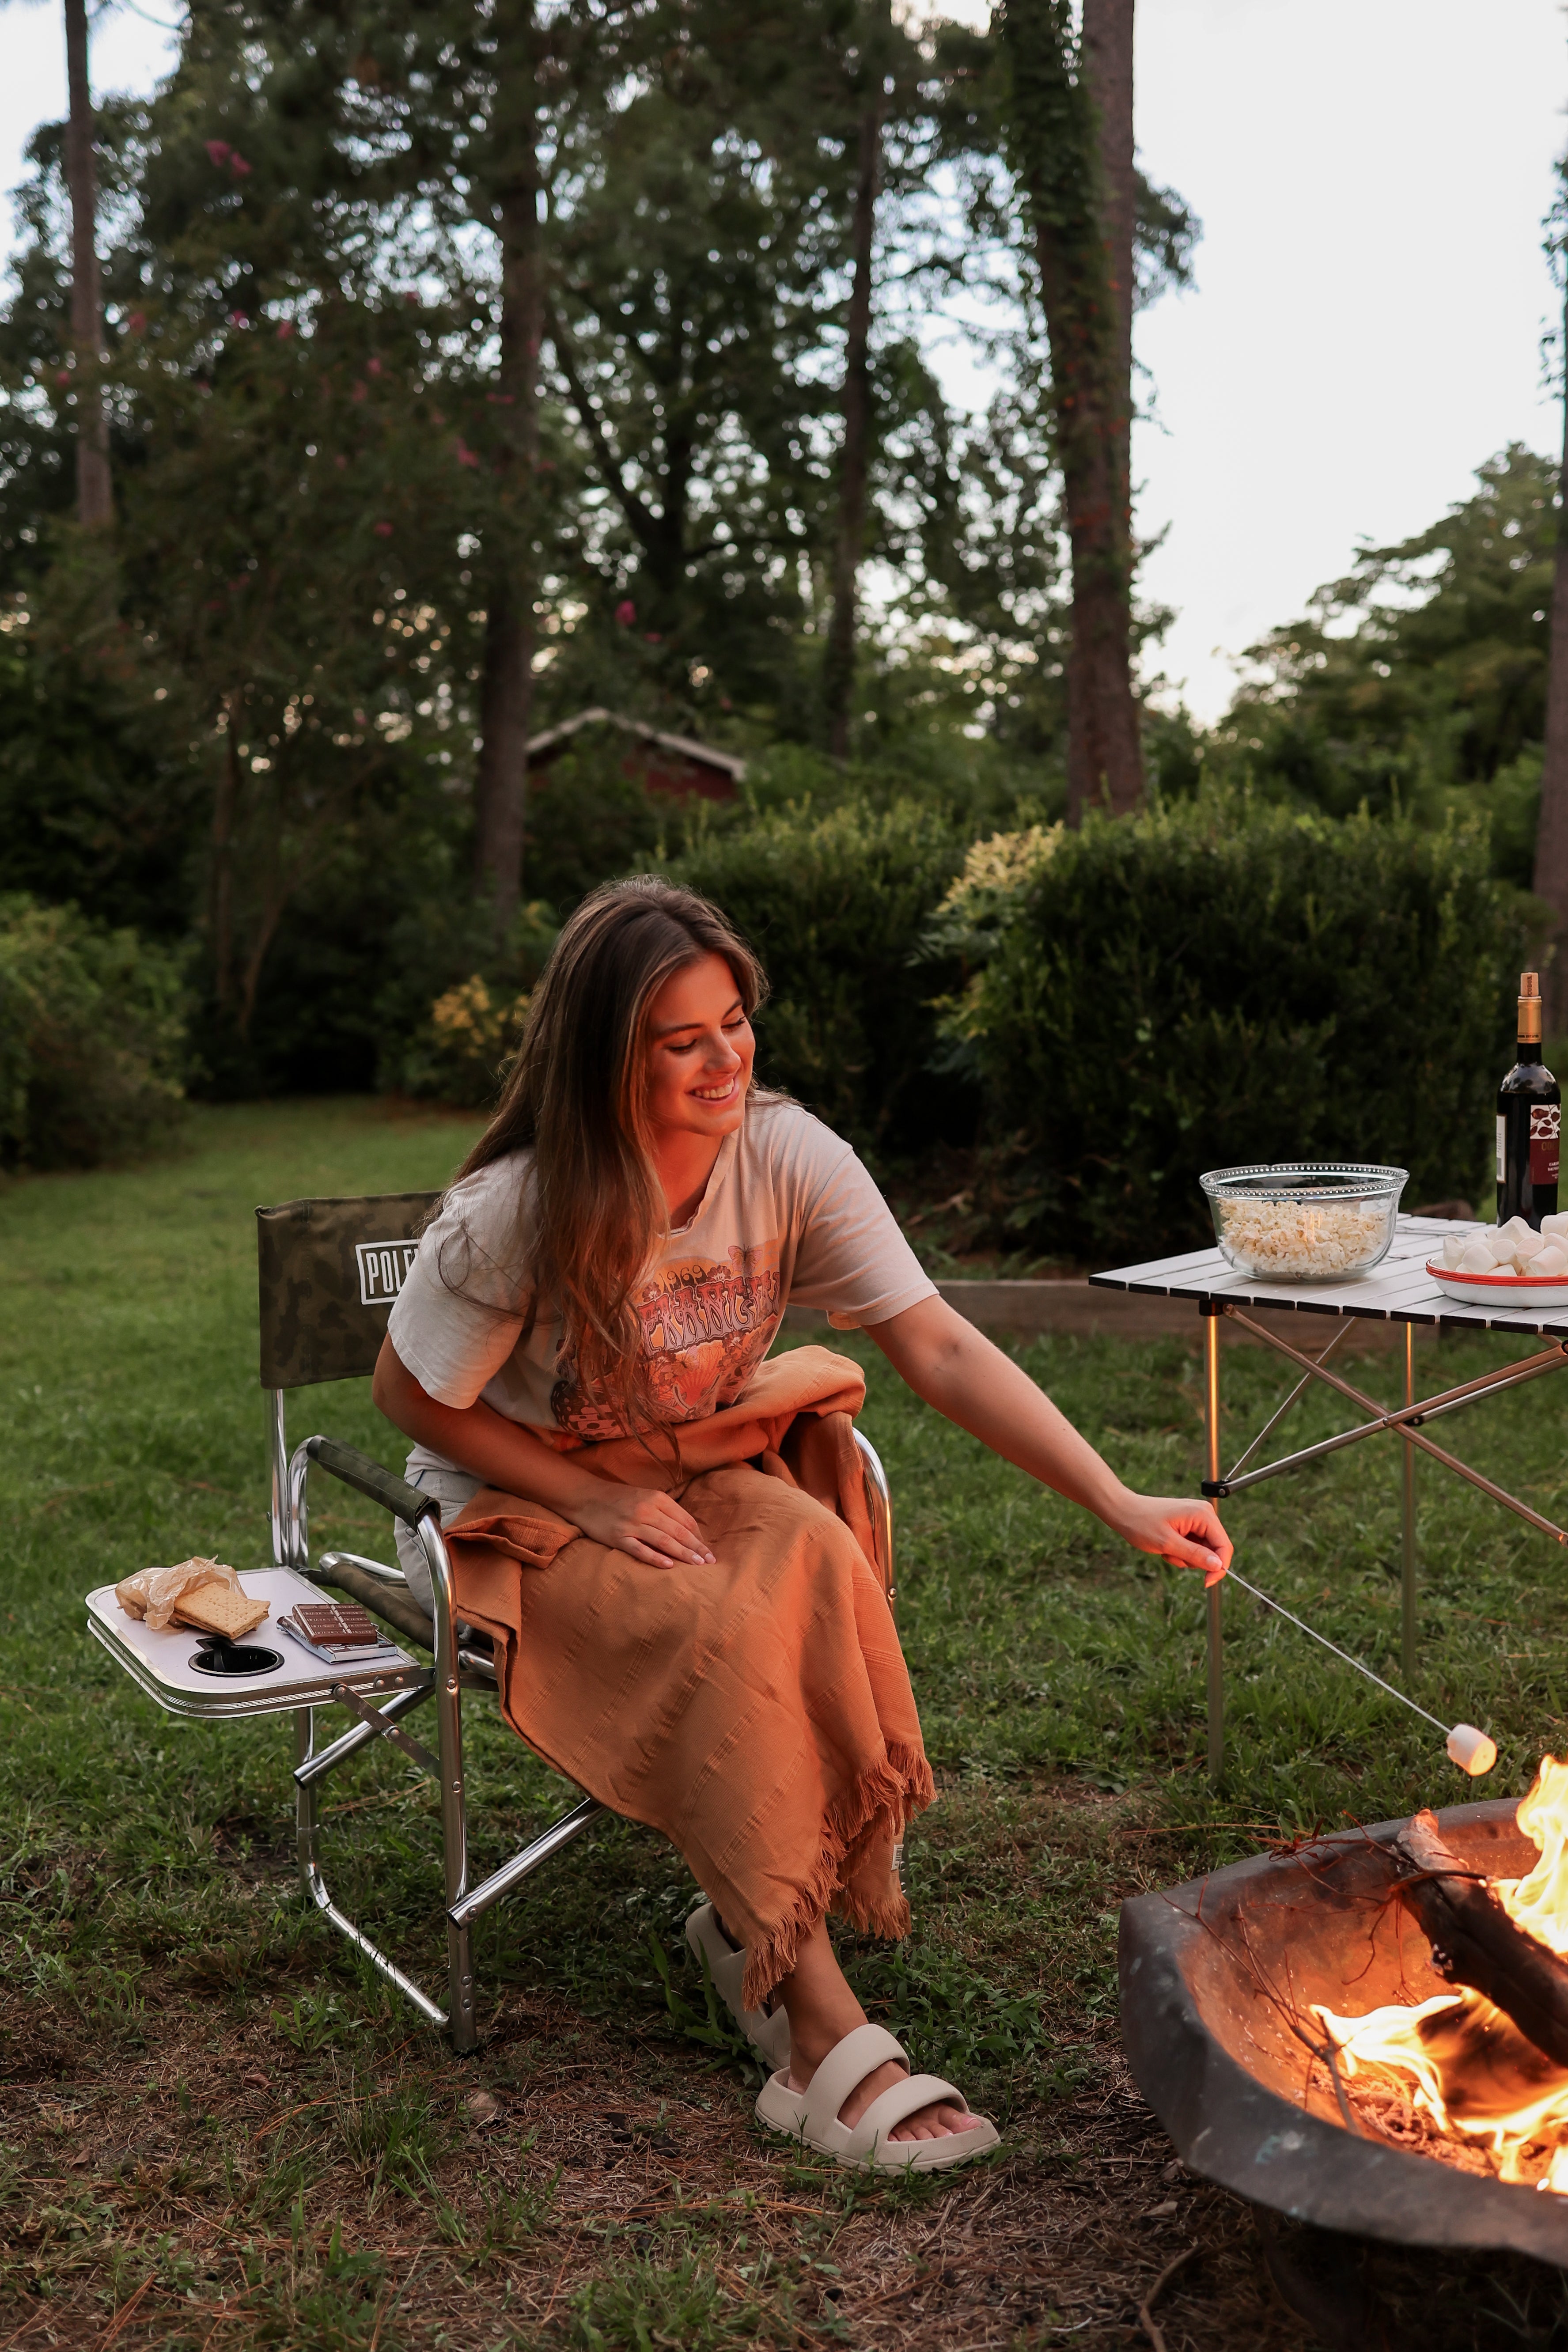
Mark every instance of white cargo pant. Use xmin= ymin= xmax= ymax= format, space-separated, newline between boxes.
xmin=393 ymin=1460 xmax=482 ymax=1615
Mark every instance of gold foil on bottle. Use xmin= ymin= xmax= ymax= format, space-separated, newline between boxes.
xmin=1520 ymin=970 xmax=1543 ymax=1046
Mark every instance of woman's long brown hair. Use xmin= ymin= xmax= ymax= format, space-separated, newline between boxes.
xmin=445 ymin=876 xmax=767 ymax=1430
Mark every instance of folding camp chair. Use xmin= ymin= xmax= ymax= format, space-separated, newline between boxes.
xmin=257 ymin=1192 xmax=896 ymax=2055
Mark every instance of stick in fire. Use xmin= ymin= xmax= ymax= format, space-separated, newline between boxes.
xmin=1390 ymin=1809 xmax=1568 ymax=2070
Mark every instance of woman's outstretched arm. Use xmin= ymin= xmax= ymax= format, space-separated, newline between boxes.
xmin=866 ymin=1296 xmax=1231 ymax=1583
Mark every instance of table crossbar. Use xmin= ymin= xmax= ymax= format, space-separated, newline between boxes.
xmin=1210 ymin=1317 xmax=1568 ymax=1521
xmin=1223 ymin=1320 xmax=1356 ymax=1482
xmin=1091 ymin=1217 xmax=1568 ymax=1782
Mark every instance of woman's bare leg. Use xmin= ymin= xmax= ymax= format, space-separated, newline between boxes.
xmin=772 ymin=1918 xmax=981 ymax=2142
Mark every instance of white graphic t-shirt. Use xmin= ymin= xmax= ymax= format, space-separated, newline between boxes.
xmin=388 ymin=1097 xmax=935 ymax=1480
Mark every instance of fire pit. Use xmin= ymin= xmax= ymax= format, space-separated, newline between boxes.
xmin=1119 ymin=1791 xmax=1568 ymax=2263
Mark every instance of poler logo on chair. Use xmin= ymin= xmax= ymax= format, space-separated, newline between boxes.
xmin=356 ymin=1239 xmax=421 ymax=1307
xmin=1531 ymin=1102 xmax=1562 ymax=1187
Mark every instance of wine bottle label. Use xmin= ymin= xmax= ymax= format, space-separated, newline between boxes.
xmin=1531 ymin=1102 xmax=1562 ymax=1185
xmin=1498 ymin=1114 xmax=1507 ymax=1182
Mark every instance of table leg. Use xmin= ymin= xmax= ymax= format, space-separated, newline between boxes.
xmin=1402 ymin=1323 xmax=1417 ymax=1682
xmin=1204 ymin=1303 xmax=1224 ymax=1783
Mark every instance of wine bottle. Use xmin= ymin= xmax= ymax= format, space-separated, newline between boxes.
xmin=1496 ymin=971 xmax=1560 ymax=1227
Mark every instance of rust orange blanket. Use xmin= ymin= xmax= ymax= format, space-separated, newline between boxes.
xmin=443 ymin=1345 xmax=934 ymax=2007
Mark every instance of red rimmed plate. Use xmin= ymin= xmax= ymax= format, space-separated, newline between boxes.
xmin=1426 ymin=1259 xmax=1568 ymax=1309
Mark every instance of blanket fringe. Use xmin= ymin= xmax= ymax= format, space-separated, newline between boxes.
xmin=739 ymin=1739 xmax=935 ymax=2012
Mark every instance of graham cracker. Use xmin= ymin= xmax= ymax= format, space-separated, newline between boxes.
xmin=173 ymin=1580 xmax=270 ymax=1640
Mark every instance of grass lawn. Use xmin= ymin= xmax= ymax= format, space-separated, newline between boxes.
xmin=8 ymin=1098 xmax=1568 ymax=2348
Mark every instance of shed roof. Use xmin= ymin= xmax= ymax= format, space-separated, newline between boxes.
xmin=525 ymin=706 xmax=747 ymax=781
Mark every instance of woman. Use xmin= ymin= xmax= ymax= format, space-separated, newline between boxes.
xmin=374 ymin=877 xmax=1230 ymax=2173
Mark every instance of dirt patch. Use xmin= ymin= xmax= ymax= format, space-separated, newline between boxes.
xmin=8 ymin=1965 xmax=1568 ymax=2348
xmin=0 ymin=1975 xmax=1346 ymax=2352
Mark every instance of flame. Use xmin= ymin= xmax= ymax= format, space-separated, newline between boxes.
xmin=1310 ymin=1755 xmax=1568 ymax=2192
xmin=1498 ymin=1754 xmax=1568 ymax=1955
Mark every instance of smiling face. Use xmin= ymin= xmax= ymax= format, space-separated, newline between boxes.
xmin=642 ymin=951 xmax=755 ymax=1148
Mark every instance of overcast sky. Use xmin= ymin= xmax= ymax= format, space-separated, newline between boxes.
xmin=1130 ymin=0 xmax=1567 ymax=719
xmin=3 ymin=0 xmax=1565 ymax=721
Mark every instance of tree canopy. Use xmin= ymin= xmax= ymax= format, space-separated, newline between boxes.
xmin=1211 ymin=445 xmax=1556 ymax=886
xmin=0 ymin=0 xmax=1203 ymax=1085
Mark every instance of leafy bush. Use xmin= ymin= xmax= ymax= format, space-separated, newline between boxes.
xmin=197 ymin=751 xmax=474 ymax=1100
xmin=667 ymin=798 xmax=970 ymax=1150
xmin=0 ymin=638 xmax=205 ymax=943
xmin=397 ymin=973 xmax=531 ymax=1109
xmin=740 ymin=733 xmax=1060 ymax=834
xmin=0 ymin=895 xmax=193 ymax=1170
xmin=930 ymin=789 xmax=1531 ymax=1259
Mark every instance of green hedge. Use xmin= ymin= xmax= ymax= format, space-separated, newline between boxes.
xmin=0 ymin=896 xmax=193 ymax=1171
xmin=668 ymin=799 xmax=966 ymax=1150
xmin=929 ymin=792 xmax=1531 ymax=1258
xmin=396 ymin=973 xmax=532 ymax=1110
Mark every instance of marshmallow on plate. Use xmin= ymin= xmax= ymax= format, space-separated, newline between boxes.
xmin=1441 ymin=1220 xmax=1568 ymax=1278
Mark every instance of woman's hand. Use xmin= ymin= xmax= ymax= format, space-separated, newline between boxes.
xmin=568 ymin=1484 xmax=717 ymax=1570
xmin=1107 ymin=1493 xmax=1231 ymax=1587
xmin=372 ymin=1341 xmax=717 ymax=1569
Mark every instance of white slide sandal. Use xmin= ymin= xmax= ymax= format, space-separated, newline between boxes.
xmin=754 ymin=2021 xmax=1001 ymax=2173
xmin=685 ymin=1901 xmax=792 ymax=2070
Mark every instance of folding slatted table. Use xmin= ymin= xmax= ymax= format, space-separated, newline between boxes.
xmin=1091 ymin=1215 xmax=1568 ymax=1780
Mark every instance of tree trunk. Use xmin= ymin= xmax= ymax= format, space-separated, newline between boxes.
xmin=822 ymin=4 xmax=886 ymax=762
xmin=1534 ymin=277 xmax=1568 ymax=1030
xmin=472 ymin=9 xmax=542 ymax=943
xmin=1068 ymin=0 xmax=1140 ymax=820
xmin=1082 ymin=0 xmax=1135 ymax=516
xmin=211 ymin=694 xmax=242 ymax=1011
xmin=473 ymin=576 xmax=534 ymax=934
xmin=63 ymin=0 xmax=112 ymax=531
xmin=1061 ymin=474 xmax=1144 ymax=819
xmin=1004 ymin=0 xmax=1143 ymax=821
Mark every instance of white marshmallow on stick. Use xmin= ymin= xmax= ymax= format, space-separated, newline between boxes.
xmin=1447 ymin=1723 xmax=1499 ymax=1776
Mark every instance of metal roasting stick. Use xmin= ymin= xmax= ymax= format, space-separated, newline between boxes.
xmin=1220 ymin=1567 xmax=1496 ymax=1774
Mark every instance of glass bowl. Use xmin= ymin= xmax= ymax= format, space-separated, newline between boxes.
xmin=1199 ymin=1163 xmax=1408 ymax=1283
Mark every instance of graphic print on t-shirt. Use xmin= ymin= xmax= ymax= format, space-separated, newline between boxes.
xmin=550 ymin=1240 xmax=783 ymax=1439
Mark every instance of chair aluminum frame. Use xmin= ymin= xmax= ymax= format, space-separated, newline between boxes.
xmin=266 ymin=1385 xmax=895 ymax=2053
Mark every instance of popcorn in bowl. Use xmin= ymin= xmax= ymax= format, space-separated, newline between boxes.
xmin=1200 ymin=1163 xmax=1407 ymax=1283
xmin=1217 ymin=1197 xmax=1389 ymax=1276
xmin=1441 ymin=1213 xmax=1568 ymax=1278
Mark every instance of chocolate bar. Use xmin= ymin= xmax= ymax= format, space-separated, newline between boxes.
xmin=291 ymin=1600 xmax=382 ymax=1650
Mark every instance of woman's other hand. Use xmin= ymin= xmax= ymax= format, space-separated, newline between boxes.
xmin=371 ymin=1340 xmax=717 ymax=1568
xmin=1109 ymin=1494 xmax=1231 ymax=1587
xmin=569 ymin=1485 xmax=716 ymax=1569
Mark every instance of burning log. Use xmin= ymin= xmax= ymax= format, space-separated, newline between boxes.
xmin=1392 ymin=1809 xmax=1568 ymax=2069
